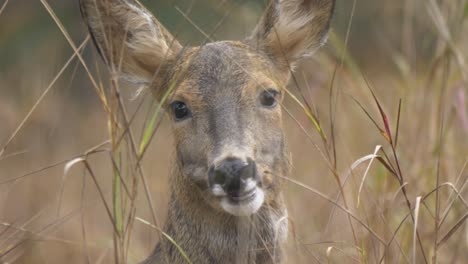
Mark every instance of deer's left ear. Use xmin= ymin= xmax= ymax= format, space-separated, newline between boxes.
xmin=80 ymin=0 xmax=182 ymax=84
xmin=247 ymin=0 xmax=335 ymax=66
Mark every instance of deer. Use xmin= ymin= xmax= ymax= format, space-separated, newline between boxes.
xmin=79 ymin=0 xmax=335 ymax=263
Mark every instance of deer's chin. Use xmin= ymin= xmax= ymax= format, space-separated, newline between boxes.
xmin=220 ymin=187 xmax=265 ymax=216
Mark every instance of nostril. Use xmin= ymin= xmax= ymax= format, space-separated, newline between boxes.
xmin=214 ymin=170 xmax=226 ymax=185
xmin=240 ymin=158 xmax=256 ymax=180
xmin=209 ymin=165 xmax=227 ymax=187
xmin=239 ymin=159 xmax=257 ymax=180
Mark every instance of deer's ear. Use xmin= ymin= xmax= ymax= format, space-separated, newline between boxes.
xmin=248 ymin=0 xmax=335 ymax=66
xmin=80 ymin=0 xmax=182 ymax=83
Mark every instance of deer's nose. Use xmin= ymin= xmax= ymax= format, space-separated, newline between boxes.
xmin=209 ymin=158 xmax=257 ymax=195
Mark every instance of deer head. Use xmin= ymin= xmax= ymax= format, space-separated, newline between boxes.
xmin=80 ymin=0 xmax=335 ymax=217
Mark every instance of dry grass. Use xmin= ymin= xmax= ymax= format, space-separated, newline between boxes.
xmin=0 ymin=0 xmax=467 ymax=263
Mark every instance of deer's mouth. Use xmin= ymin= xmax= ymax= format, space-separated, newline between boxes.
xmin=219 ymin=186 xmax=265 ymax=216
xmin=228 ymin=188 xmax=257 ymax=203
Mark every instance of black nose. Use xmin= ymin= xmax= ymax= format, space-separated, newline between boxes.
xmin=209 ymin=158 xmax=256 ymax=195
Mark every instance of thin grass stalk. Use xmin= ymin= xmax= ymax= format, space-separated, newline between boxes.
xmin=279 ymin=175 xmax=386 ymax=245
xmin=0 ymin=37 xmax=89 ymax=157
xmin=433 ymin=117 xmax=445 ymax=263
xmin=0 ymin=0 xmax=9 ymax=16
xmin=413 ymin=197 xmax=422 ymax=264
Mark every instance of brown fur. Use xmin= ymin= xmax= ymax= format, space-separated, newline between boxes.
xmin=79 ymin=0 xmax=335 ymax=263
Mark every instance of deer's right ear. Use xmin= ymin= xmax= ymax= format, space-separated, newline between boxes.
xmin=80 ymin=0 xmax=182 ymax=84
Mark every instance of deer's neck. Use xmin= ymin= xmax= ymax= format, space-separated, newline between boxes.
xmin=156 ymin=167 xmax=288 ymax=264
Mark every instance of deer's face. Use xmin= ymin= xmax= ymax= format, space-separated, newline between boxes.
xmin=80 ymin=0 xmax=335 ymax=216
xmin=165 ymin=42 xmax=289 ymax=216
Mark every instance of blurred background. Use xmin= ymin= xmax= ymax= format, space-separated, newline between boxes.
xmin=0 ymin=0 xmax=467 ymax=263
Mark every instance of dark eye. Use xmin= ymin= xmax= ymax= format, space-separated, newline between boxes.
xmin=260 ymin=89 xmax=279 ymax=108
xmin=170 ymin=101 xmax=191 ymax=121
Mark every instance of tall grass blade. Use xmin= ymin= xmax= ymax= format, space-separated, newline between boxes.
xmin=413 ymin=196 xmax=422 ymax=264
xmin=356 ymin=145 xmax=382 ymax=207
xmin=283 ymin=88 xmax=327 ymax=141
xmin=437 ymin=213 xmax=468 ymax=248
xmin=363 ymin=77 xmax=393 ymax=145
xmin=136 ymin=217 xmax=193 ymax=264
xmin=0 ymin=0 xmax=9 ymax=17
xmin=0 ymin=38 xmax=89 ymax=156
xmin=138 ymin=81 xmax=177 ymax=155
xmin=351 ymin=97 xmax=386 ymax=137
xmin=394 ymin=99 xmax=402 ymax=148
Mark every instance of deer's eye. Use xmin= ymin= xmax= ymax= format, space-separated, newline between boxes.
xmin=260 ymin=89 xmax=279 ymax=108
xmin=170 ymin=101 xmax=191 ymax=121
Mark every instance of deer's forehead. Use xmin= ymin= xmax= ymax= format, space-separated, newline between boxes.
xmin=174 ymin=42 xmax=276 ymax=100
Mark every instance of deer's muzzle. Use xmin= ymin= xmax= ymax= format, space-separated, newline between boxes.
xmin=208 ymin=157 xmax=258 ymax=198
